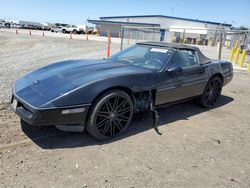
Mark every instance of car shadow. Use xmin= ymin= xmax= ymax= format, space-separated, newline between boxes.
xmin=21 ymin=95 xmax=233 ymax=149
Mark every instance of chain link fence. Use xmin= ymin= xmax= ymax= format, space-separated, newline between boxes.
xmin=120 ymin=26 xmax=250 ymax=68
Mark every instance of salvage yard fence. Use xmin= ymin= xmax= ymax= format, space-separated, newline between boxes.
xmin=120 ymin=26 xmax=250 ymax=69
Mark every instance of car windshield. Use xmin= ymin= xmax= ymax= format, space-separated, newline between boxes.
xmin=109 ymin=44 xmax=174 ymax=70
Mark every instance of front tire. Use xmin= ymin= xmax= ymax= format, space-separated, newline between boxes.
xmin=199 ymin=76 xmax=222 ymax=108
xmin=87 ymin=90 xmax=133 ymax=140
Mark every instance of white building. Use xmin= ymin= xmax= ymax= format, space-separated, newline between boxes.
xmin=88 ymin=15 xmax=232 ymax=45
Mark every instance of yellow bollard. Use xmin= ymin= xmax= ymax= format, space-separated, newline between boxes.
xmin=239 ymin=50 xmax=247 ymax=67
xmin=229 ymin=47 xmax=236 ymax=61
xmin=234 ymin=48 xmax=240 ymax=64
xmin=247 ymin=61 xmax=250 ymax=73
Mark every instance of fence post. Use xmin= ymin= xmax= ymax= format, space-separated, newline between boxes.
xmin=86 ymin=29 xmax=89 ymax=40
xmin=120 ymin=27 xmax=124 ymax=51
xmin=182 ymin=29 xmax=186 ymax=44
xmin=234 ymin=40 xmax=238 ymax=49
xmin=218 ymin=31 xmax=223 ymax=60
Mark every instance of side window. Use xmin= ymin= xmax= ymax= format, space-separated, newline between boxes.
xmin=172 ymin=50 xmax=199 ymax=68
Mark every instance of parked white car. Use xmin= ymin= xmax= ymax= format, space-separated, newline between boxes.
xmin=50 ymin=26 xmax=64 ymax=33
xmin=10 ymin=23 xmax=21 ymax=29
xmin=62 ymin=25 xmax=88 ymax=34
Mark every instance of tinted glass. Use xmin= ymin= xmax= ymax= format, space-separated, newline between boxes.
xmin=172 ymin=50 xmax=198 ymax=68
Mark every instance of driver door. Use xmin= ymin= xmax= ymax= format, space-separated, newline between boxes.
xmin=155 ymin=49 xmax=207 ymax=105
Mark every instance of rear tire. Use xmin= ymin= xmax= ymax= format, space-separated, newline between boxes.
xmin=87 ymin=90 xmax=133 ymax=140
xmin=199 ymin=76 xmax=222 ymax=108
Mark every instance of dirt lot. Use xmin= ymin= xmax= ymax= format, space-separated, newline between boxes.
xmin=0 ymin=31 xmax=250 ymax=188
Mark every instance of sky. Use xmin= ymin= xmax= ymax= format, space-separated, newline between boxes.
xmin=1 ymin=0 xmax=250 ymax=27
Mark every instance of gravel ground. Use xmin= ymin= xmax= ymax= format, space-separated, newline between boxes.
xmin=0 ymin=31 xmax=250 ymax=188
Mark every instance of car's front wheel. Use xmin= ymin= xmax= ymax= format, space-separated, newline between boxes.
xmin=199 ymin=76 xmax=222 ymax=108
xmin=87 ymin=90 xmax=133 ymax=140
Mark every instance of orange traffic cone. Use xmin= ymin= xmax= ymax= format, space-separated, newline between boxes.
xmin=106 ymin=32 xmax=111 ymax=58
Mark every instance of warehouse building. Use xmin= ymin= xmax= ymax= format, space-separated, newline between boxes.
xmin=88 ymin=15 xmax=232 ymax=45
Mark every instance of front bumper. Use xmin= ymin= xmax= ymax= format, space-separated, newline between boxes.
xmin=11 ymin=95 xmax=91 ymax=127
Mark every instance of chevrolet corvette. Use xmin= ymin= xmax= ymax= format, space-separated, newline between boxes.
xmin=11 ymin=42 xmax=233 ymax=140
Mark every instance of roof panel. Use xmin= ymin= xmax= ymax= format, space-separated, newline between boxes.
xmin=136 ymin=41 xmax=212 ymax=64
xmin=87 ymin=19 xmax=160 ymax=27
xmin=99 ymin=15 xmax=232 ymax=27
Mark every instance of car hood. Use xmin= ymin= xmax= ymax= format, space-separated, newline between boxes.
xmin=14 ymin=59 xmax=154 ymax=108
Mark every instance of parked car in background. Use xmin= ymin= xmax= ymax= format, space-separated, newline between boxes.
xmin=62 ymin=25 xmax=88 ymax=34
xmin=50 ymin=26 xmax=63 ymax=33
xmin=41 ymin=26 xmax=51 ymax=31
xmin=10 ymin=23 xmax=21 ymax=29
xmin=0 ymin=22 xmax=5 ymax=28
xmin=87 ymin=27 xmax=98 ymax=34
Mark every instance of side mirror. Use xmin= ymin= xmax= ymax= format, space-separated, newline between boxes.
xmin=167 ymin=66 xmax=182 ymax=73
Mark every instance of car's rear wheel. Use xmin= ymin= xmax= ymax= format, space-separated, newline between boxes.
xmin=199 ymin=76 xmax=222 ymax=108
xmin=62 ymin=29 xmax=66 ymax=34
xmin=72 ymin=30 xmax=77 ymax=34
xmin=87 ymin=90 xmax=133 ymax=140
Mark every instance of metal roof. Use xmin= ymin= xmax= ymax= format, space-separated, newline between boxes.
xmin=87 ymin=19 xmax=160 ymax=27
xmin=100 ymin=15 xmax=232 ymax=27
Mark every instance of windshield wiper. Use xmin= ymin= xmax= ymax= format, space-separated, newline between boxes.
xmin=118 ymin=58 xmax=134 ymax=64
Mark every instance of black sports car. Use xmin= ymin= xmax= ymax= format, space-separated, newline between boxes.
xmin=11 ymin=42 xmax=233 ymax=140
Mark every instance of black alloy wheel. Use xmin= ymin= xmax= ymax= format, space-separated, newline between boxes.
xmin=199 ymin=76 xmax=222 ymax=108
xmin=87 ymin=90 xmax=133 ymax=140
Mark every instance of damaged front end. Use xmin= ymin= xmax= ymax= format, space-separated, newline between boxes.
xmin=134 ymin=90 xmax=161 ymax=135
